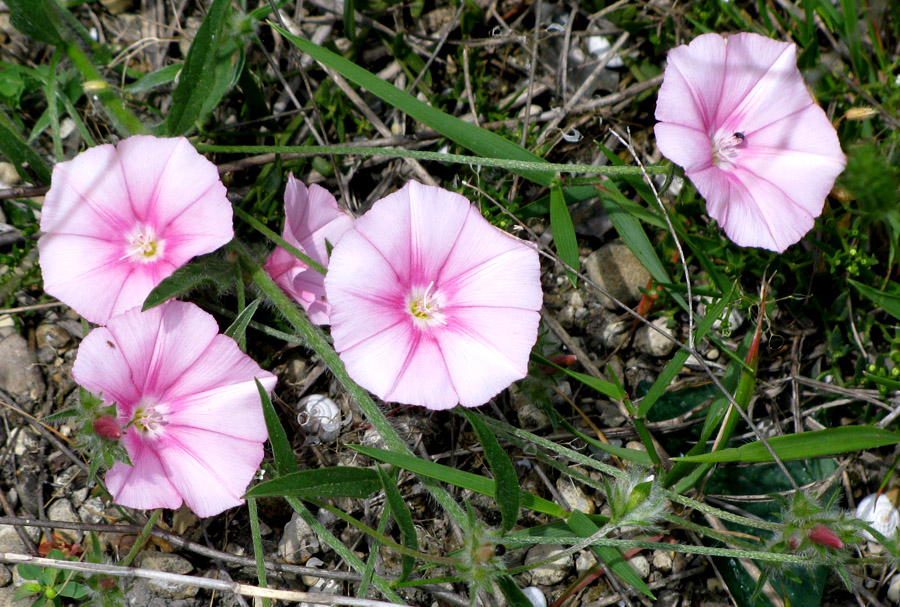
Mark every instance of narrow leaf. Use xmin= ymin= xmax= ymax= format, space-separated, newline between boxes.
xmin=849 ymin=279 xmax=900 ymax=322
xmin=141 ymin=258 xmax=235 ymax=311
xmin=462 ymin=409 xmax=520 ymax=533
xmin=352 ymin=445 xmax=566 ymax=518
xmin=257 ymin=378 xmax=297 ymax=476
xmin=271 ymin=24 xmax=552 ymax=186
xmin=531 ymin=353 xmax=625 ymax=400
xmin=246 ymin=467 xmax=381 ymax=499
xmin=495 ymin=575 xmax=533 ymax=607
xmin=0 ymin=108 xmax=52 ymax=183
xmin=674 ymin=426 xmax=900 ymax=463
xmin=166 ymin=0 xmax=232 ymax=135
xmin=550 ymin=180 xmax=579 ymax=286
xmin=376 ymin=466 xmax=418 ymax=581
xmin=567 ymin=510 xmax=654 ymax=599
xmin=225 ymin=298 xmax=261 ymax=351
xmin=6 ymin=0 xmax=62 ymax=44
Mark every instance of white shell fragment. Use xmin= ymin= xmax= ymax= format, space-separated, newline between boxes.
xmin=855 ymin=493 xmax=900 ymax=541
xmin=521 ymin=587 xmax=547 ymax=607
xmin=297 ymin=394 xmax=341 ymax=443
xmin=586 ymin=36 xmax=625 ymax=68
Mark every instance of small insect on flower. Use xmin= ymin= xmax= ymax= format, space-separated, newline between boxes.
xmin=733 ymin=132 xmax=745 ymax=141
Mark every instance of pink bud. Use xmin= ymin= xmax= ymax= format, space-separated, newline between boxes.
xmin=787 ymin=534 xmax=801 ymax=551
xmin=93 ymin=415 xmax=122 ymax=440
xmin=808 ymin=524 xmax=843 ymax=549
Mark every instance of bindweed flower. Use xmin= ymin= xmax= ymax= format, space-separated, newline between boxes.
xmin=72 ymin=301 xmax=276 ymax=517
xmin=324 ymin=181 xmax=542 ymax=410
xmin=654 ymin=33 xmax=846 ymax=252
xmin=39 ymin=135 xmax=233 ymax=324
xmin=264 ymin=175 xmax=353 ymax=324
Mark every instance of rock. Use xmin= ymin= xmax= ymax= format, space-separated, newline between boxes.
xmin=652 ymin=549 xmax=673 ymax=573
xmin=584 ymin=241 xmax=651 ymax=311
xmin=135 ymin=551 xmax=198 ymax=599
xmin=575 ymin=550 xmax=598 ymax=575
xmin=279 ymin=512 xmax=320 ymax=564
xmin=0 ymin=525 xmax=38 ymax=553
xmin=301 ymin=578 xmax=342 ymax=607
xmin=524 ymin=543 xmax=572 ymax=585
xmin=556 ymin=478 xmax=594 ymax=514
xmin=47 ymin=499 xmax=81 ymax=544
xmin=522 ymin=586 xmax=547 ymax=607
xmin=75 ymin=495 xmax=106 ymax=526
xmin=0 ymin=564 xmax=11 ymax=587
xmin=0 ymin=331 xmax=45 ymax=410
xmin=629 ymin=554 xmax=650 ymax=579
xmin=599 ymin=318 xmax=629 ymax=349
xmin=656 ymin=588 xmax=680 ymax=607
xmin=35 ymin=324 xmax=71 ymax=349
xmin=889 ymin=575 xmax=900 ymax=603
xmin=634 ymin=317 xmax=675 ymax=357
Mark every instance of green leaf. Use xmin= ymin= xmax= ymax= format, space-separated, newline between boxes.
xmin=225 ymin=299 xmax=261 ymax=351
xmin=13 ymin=582 xmax=41 ymax=601
xmin=0 ymin=108 xmax=52 ymax=184
xmin=257 ymin=378 xmax=297 ymax=477
xmin=6 ymin=0 xmax=62 ymax=44
xmin=352 ymin=445 xmax=566 ymax=518
xmin=864 ymin=371 xmax=900 ymax=391
xmin=849 ymin=279 xmax=900 ymax=322
xmin=674 ymin=426 xmax=900 ymax=463
xmin=166 ymin=0 xmax=232 ymax=135
xmin=636 ymin=286 xmax=736 ymax=417
xmin=531 ymin=353 xmax=625 ymax=400
xmin=125 ymin=63 xmax=182 ymax=94
xmin=271 ymin=24 xmax=552 ymax=186
xmin=245 ymin=467 xmax=381 ymax=499
xmin=557 ymin=418 xmax=653 ymax=467
xmin=462 ymin=410 xmax=519 ymax=533
xmin=550 ymin=180 xmax=579 ymax=287
xmin=566 ymin=510 xmax=654 ymax=599
xmin=16 ymin=564 xmax=43 ymax=580
xmin=141 ymin=258 xmax=235 ymax=311
xmin=57 ymin=582 xmax=88 ymax=599
xmin=495 ymin=575 xmax=533 ymax=607
xmin=376 ymin=466 xmax=417 ymax=582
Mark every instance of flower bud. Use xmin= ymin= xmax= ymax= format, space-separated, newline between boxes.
xmin=808 ymin=524 xmax=843 ymax=550
xmin=93 ymin=415 xmax=122 ymax=440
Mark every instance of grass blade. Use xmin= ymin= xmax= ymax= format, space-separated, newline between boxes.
xmin=256 ymin=378 xmax=297 ymax=476
xmin=462 ymin=409 xmax=520 ymax=533
xmin=376 ymin=466 xmax=418 ymax=581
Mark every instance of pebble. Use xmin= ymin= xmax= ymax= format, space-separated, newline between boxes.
xmin=524 ymin=543 xmax=573 ymax=585
xmin=511 ymin=390 xmax=550 ymax=428
xmin=584 ymin=241 xmax=651 ymax=311
xmin=599 ymin=319 xmax=629 ymax=349
xmin=278 ymin=512 xmax=320 ymax=564
xmin=634 ymin=317 xmax=675 ymax=357
xmin=0 ymin=331 xmax=46 ymax=411
xmin=0 ymin=564 xmax=10 ymax=587
xmin=889 ymin=575 xmax=900 ymax=603
xmin=301 ymin=578 xmax=342 ymax=607
xmin=35 ymin=323 xmax=71 ymax=349
xmin=629 ymin=554 xmax=650 ymax=579
xmin=521 ymin=586 xmax=547 ymax=607
xmin=575 ymin=550 xmax=598 ymax=575
xmin=652 ymin=549 xmax=673 ymax=573
xmin=135 ymin=551 xmax=198 ymax=599
xmin=556 ymin=478 xmax=594 ymax=514
xmin=47 ymin=498 xmax=81 ymax=544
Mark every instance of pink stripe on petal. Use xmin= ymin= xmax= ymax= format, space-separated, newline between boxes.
xmin=383 ymin=334 xmax=459 ymax=410
xmin=405 ymin=182 xmax=470 ymax=281
xmin=338 ymin=321 xmax=416 ymax=401
xmin=442 ymin=247 xmax=541 ymax=310
xmin=351 ymin=187 xmax=414 ymax=282
xmin=166 ymin=380 xmax=272 ymax=442
xmin=106 ymin=440 xmax=182 ymax=511
xmin=157 ymin=427 xmax=263 ymax=517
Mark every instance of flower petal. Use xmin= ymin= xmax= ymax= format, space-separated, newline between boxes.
xmin=437 ymin=307 xmax=540 ymax=407
xmin=442 ymin=246 xmax=541 ymax=311
xmin=157 ymin=426 xmax=263 ymax=517
xmin=653 ymin=123 xmax=714 ymax=174
xmin=383 ymin=334 xmax=459 ymax=410
xmin=654 ymin=33 xmax=726 ymax=131
xmin=338 ymin=320 xmax=416 ymax=402
xmin=72 ymin=325 xmax=143 ymax=407
xmin=106 ymin=436 xmax=183 ymax=511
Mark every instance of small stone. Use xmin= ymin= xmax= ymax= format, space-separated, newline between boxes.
xmin=575 ymin=550 xmax=598 ymax=575
xmin=0 ymin=331 xmax=45 ymax=410
xmin=524 ymin=543 xmax=572 ymax=585
xmin=35 ymin=324 xmax=71 ymax=349
xmin=47 ymin=499 xmax=81 ymax=544
xmin=634 ymin=317 xmax=675 ymax=357
xmin=556 ymin=478 xmax=594 ymax=514
xmin=135 ymin=551 xmax=197 ymax=599
xmin=889 ymin=575 xmax=900 ymax=603
xmin=655 ymin=588 xmax=680 ymax=607
xmin=629 ymin=554 xmax=650 ymax=579
xmin=521 ymin=586 xmax=547 ymax=607
xmin=279 ymin=512 xmax=320 ymax=564
xmin=585 ymin=241 xmax=651 ymax=311
xmin=599 ymin=319 xmax=629 ymax=349
xmin=75 ymin=495 xmax=106 ymax=525
xmin=652 ymin=549 xmax=673 ymax=573
xmin=0 ymin=565 xmax=11 ymax=587
xmin=0 ymin=526 xmax=28 ymax=553
xmin=0 ymin=163 xmax=21 ymax=187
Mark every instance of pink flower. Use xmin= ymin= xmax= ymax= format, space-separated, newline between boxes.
xmin=808 ymin=524 xmax=843 ymax=550
xmin=654 ymin=33 xmax=846 ymax=252
xmin=264 ymin=175 xmax=353 ymax=325
xmin=39 ymin=135 xmax=233 ymax=324
xmin=72 ymin=301 xmax=277 ymax=517
xmin=324 ymin=181 xmax=542 ymax=410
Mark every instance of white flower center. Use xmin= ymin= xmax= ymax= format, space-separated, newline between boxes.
xmin=121 ymin=224 xmax=164 ymax=263
xmin=711 ymin=130 xmax=746 ymax=171
xmin=130 ymin=402 xmax=168 ymax=438
xmin=408 ymin=282 xmax=447 ymax=328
